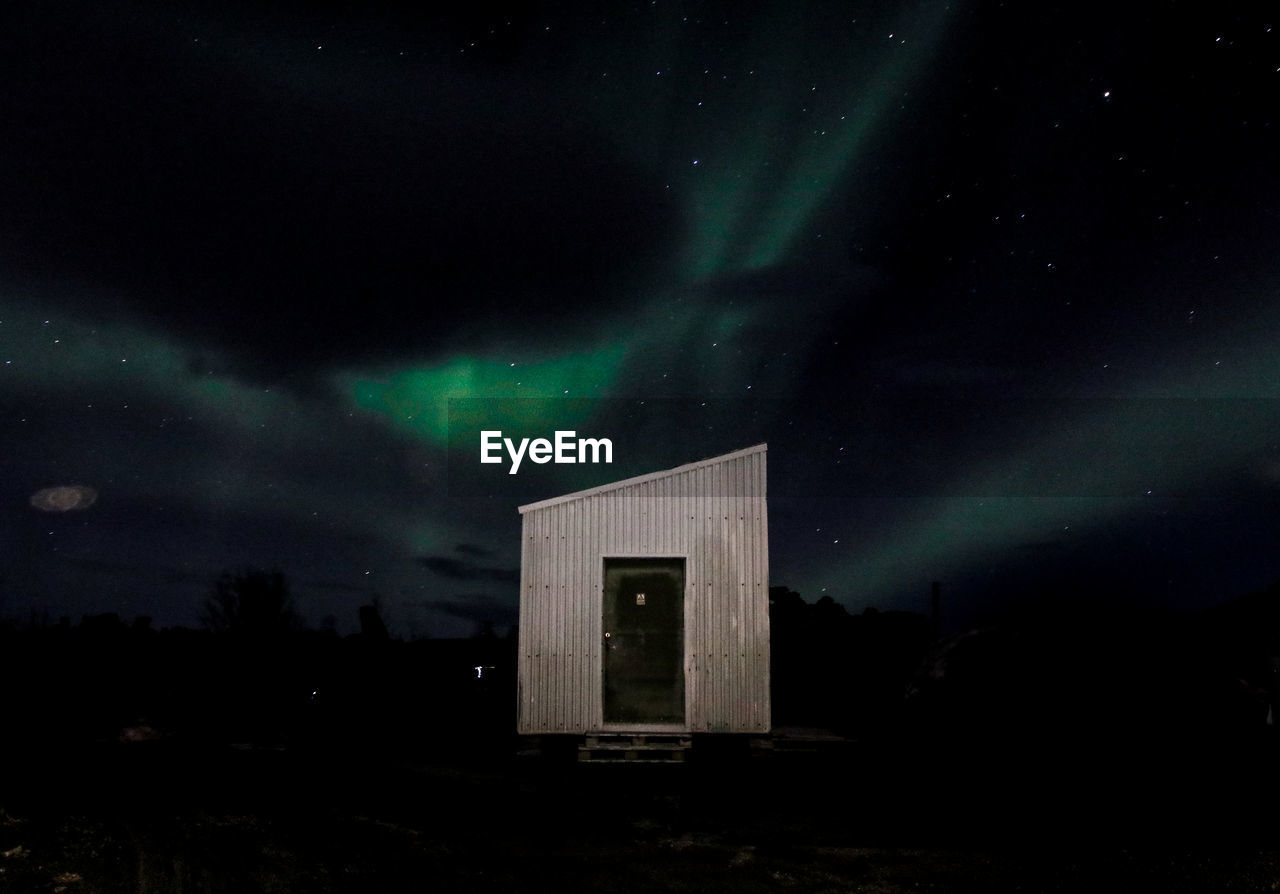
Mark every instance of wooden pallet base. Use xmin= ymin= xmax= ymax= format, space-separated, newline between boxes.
xmin=578 ymin=734 xmax=691 ymax=763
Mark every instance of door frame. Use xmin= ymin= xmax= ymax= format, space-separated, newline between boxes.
xmin=598 ymin=553 xmax=690 ymax=733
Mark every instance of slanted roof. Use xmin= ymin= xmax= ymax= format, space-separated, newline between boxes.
xmin=517 ymin=443 xmax=767 ymax=514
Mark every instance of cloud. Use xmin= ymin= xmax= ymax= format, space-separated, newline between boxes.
xmin=416 ymin=594 xmax=517 ymax=628
xmin=417 ymin=555 xmax=518 ymax=584
xmin=454 ymin=543 xmax=494 ymax=558
xmin=1014 ymin=541 xmax=1065 ymax=552
xmin=30 ymin=485 xmax=98 ymax=513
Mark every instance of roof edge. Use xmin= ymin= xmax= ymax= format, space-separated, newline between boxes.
xmin=517 ymin=443 xmax=767 ymax=514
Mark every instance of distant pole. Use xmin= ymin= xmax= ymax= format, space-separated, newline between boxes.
xmin=930 ymin=581 xmax=942 ymax=639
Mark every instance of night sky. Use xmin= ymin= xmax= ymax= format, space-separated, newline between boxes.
xmin=5 ymin=0 xmax=1279 ymax=637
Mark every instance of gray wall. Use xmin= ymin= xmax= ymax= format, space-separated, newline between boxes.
xmin=517 ymin=444 xmax=769 ymax=735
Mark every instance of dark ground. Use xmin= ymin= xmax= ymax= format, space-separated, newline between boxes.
xmin=4 ymin=592 xmax=1279 ymax=892
xmin=3 ymin=730 xmax=1279 ymax=893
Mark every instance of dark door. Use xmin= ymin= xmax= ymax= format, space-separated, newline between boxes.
xmin=602 ymin=557 xmax=685 ymax=725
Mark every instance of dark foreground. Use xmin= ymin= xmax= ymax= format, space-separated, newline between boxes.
xmin=3 ymin=732 xmax=1279 ymax=893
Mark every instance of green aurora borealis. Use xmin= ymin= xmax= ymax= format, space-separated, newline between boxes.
xmin=4 ymin=0 xmax=1280 ymax=633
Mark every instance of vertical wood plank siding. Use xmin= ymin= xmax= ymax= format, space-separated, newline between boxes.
xmin=517 ymin=445 xmax=769 ymax=735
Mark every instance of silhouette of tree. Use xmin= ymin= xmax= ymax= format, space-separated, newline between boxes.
xmin=769 ymin=585 xmax=932 ymax=734
xmin=359 ymin=600 xmax=389 ymax=640
xmin=202 ymin=569 xmax=299 ymax=637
